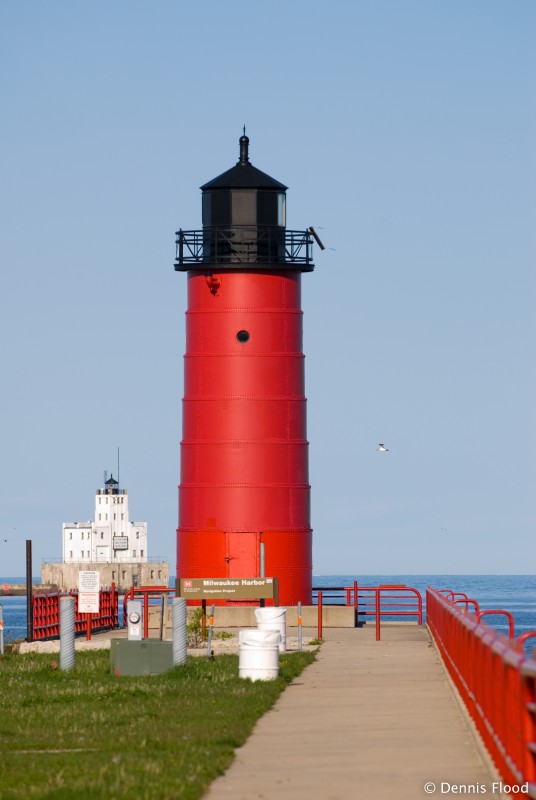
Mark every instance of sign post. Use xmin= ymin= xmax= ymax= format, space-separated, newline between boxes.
xmin=78 ymin=571 xmax=100 ymax=640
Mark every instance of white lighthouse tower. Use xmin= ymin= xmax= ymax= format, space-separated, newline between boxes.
xmin=62 ymin=475 xmax=147 ymax=564
xmin=41 ymin=475 xmax=169 ymax=591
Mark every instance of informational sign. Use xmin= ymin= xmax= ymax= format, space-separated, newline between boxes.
xmin=78 ymin=570 xmax=100 ymax=614
xmin=113 ymin=536 xmax=129 ymax=550
xmin=178 ymin=577 xmax=277 ymax=601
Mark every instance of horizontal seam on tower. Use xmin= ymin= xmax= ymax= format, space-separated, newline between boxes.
xmin=180 ymin=439 xmax=309 ymax=445
xmin=185 ymin=309 xmax=303 ymax=314
xmin=182 ymin=395 xmax=307 ymax=401
xmin=179 ymin=482 xmax=311 ymax=489
xmin=178 ymin=527 xmax=313 ymax=533
xmin=183 ymin=353 xmax=305 ymax=358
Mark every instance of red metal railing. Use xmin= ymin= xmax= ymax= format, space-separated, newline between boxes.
xmin=477 ymin=609 xmax=515 ymax=641
xmin=314 ymin=584 xmax=422 ymax=640
xmin=453 ymin=597 xmax=480 ymax=615
xmin=32 ymin=586 xmax=119 ymax=640
xmin=427 ymin=587 xmax=536 ymax=794
xmin=344 ymin=584 xmax=423 ymax=625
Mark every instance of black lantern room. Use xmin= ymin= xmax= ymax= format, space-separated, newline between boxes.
xmin=175 ymin=133 xmax=314 ymax=271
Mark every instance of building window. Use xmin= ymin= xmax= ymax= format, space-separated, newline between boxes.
xmin=114 ymin=513 xmax=116 ymax=520
xmin=69 ymin=532 xmax=72 ymax=540
xmin=121 ymin=513 xmax=124 ymax=520
xmin=70 ymin=551 xmax=73 ymax=559
xmin=87 ymin=551 xmax=90 ymax=558
xmin=158 ymin=571 xmax=162 ymax=579
xmin=112 ymin=571 xmax=116 ymax=580
xmin=98 ymin=513 xmax=101 ymax=521
xmin=133 ymin=550 xmax=136 ymax=557
xmin=136 ymin=531 xmax=140 ymax=539
xmin=101 ymin=532 xmax=104 ymax=539
xmin=122 ymin=571 xmax=126 ymax=580
xmin=140 ymin=550 xmax=144 ymax=558
xmin=151 ymin=570 xmax=154 ymax=579
xmin=105 ymin=514 xmax=108 ymax=521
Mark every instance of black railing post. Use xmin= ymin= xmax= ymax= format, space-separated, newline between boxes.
xmin=26 ymin=539 xmax=33 ymax=642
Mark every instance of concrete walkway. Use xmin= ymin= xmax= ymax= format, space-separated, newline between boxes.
xmin=204 ymin=624 xmax=506 ymax=800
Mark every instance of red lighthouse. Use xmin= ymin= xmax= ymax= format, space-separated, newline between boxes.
xmin=175 ymin=134 xmax=315 ymax=605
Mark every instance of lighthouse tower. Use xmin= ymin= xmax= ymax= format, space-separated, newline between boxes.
xmin=175 ymin=134 xmax=314 ymax=605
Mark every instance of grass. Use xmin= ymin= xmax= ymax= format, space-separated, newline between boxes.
xmin=0 ymin=648 xmax=316 ymax=800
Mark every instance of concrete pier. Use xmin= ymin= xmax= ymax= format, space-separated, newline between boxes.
xmin=205 ymin=624 xmax=507 ymax=800
xmin=14 ymin=622 xmax=510 ymax=798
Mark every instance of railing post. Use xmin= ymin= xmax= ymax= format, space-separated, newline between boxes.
xmin=298 ymin=601 xmax=302 ymax=652
xmin=26 ymin=540 xmax=33 ymax=642
xmin=207 ymin=604 xmax=214 ymax=657
xmin=318 ymin=591 xmax=323 ymax=640
xmin=375 ymin=588 xmax=381 ymax=641
xmin=143 ymin=591 xmax=149 ymax=639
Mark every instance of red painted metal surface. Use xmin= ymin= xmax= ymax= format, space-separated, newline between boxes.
xmin=177 ymin=269 xmax=312 ymax=605
xmin=477 ymin=609 xmax=515 ymax=640
xmin=343 ymin=584 xmax=423 ymax=625
xmin=517 ymin=632 xmax=536 ymax=653
xmin=427 ymin=587 xmax=536 ymax=793
xmin=453 ymin=597 xmax=480 ymax=615
xmin=32 ymin=586 xmax=118 ymax=640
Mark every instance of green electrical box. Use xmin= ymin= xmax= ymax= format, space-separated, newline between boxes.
xmin=110 ymin=640 xmax=174 ymax=676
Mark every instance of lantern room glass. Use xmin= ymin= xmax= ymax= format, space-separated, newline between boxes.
xmin=277 ymin=192 xmax=286 ymax=227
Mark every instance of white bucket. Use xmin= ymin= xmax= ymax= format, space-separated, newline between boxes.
xmin=238 ymin=629 xmax=281 ymax=681
xmin=254 ymin=606 xmax=287 ymax=652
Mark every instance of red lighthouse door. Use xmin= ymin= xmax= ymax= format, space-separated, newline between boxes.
xmin=225 ymin=532 xmax=259 ymax=578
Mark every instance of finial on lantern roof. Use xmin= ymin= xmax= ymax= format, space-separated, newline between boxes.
xmin=239 ymin=127 xmax=249 ymax=165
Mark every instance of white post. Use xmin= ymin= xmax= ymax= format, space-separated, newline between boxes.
xmin=60 ymin=596 xmax=75 ymax=671
xmin=172 ymin=597 xmax=187 ymax=666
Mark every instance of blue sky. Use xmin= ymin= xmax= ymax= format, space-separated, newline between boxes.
xmin=1 ymin=1 xmax=534 ymax=577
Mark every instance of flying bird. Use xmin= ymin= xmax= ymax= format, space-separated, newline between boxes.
xmin=376 ymin=443 xmax=389 ymax=452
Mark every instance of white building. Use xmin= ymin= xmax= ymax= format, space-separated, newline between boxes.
xmin=63 ymin=475 xmax=148 ymax=564
xmin=41 ymin=474 xmax=169 ymax=590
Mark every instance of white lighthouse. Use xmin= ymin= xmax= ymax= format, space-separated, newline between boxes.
xmin=62 ymin=475 xmax=147 ymax=564
xmin=41 ymin=475 xmax=169 ymax=591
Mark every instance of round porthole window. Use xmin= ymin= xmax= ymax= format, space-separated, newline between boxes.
xmin=236 ymin=330 xmax=250 ymax=343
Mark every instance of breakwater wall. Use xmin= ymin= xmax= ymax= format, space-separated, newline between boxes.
xmin=1 ymin=584 xmax=59 ymax=596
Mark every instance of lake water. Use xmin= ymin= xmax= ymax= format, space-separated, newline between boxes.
xmin=1 ymin=574 xmax=535 ymax=649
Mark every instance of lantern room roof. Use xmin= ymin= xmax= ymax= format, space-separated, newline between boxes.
xmin=200 ymin=134 xmax=288 ymax=192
